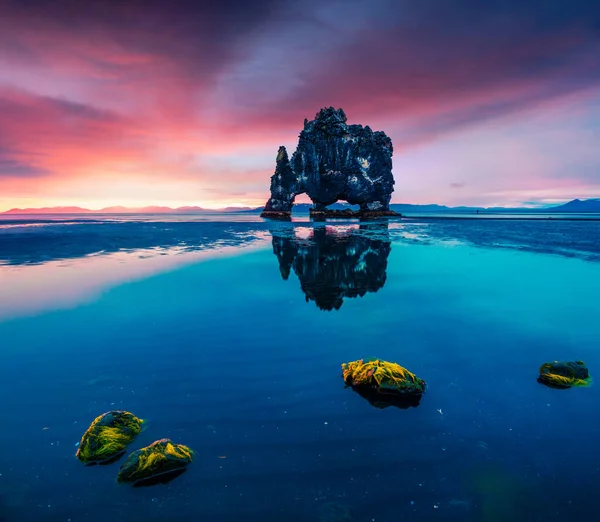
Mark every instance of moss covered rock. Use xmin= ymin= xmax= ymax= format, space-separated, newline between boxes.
xmin=342 ymin=358 xmax=426 ymax=395
xmin=76 ymin=410 xmax=143 ymax=465
xmin=117 ymin=438 xmax=193 ymax=485
xmin=538 ymin=360 xmax=591 ymax=389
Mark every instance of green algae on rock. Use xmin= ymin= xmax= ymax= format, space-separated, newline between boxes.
xmin=76 ymin=410 xmax=143 ymax=465
xmin=342 ymin=358 xmax=426 ymax=396
xmin=117 ymin=438 xmax=193 ymax=486
xmin=538 ymin=360 xmax=591 ymax=389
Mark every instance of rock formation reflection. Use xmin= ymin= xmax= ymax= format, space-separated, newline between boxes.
xmin=270 ymin=223 xmax=391 ymax=311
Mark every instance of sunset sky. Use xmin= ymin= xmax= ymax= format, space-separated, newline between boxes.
xmin=0 ymin=0 xmax=599 ymax=211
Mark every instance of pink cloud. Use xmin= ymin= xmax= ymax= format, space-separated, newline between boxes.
xmin=0 ymin=0 xmax=599 ymax=209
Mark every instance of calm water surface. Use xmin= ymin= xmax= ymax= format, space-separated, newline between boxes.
xmin=1 ymin=216 xmax=599 ymax=522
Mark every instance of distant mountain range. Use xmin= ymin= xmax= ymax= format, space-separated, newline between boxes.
xmin=545 ymin=198 xmax=600 ymax=212
xmin=387 ymin=199 xmax=600 ymax=213
xmin=0 ymin=205 xmax=253 ymax=215
xmin=2 ymin=198 xmax=600 ymax=215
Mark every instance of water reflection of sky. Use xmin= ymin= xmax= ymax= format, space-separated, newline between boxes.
xmin=0 ymin=244 xmax=267 ymax=320
xmin=2 ymin=216 xmax=599 ymax=320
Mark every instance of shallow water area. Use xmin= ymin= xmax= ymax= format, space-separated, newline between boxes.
xmin=1 ymin=214 xmax=600 ymax=521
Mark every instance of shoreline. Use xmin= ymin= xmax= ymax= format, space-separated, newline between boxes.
xmin=1 ymin=211 xmax=600 ymax=222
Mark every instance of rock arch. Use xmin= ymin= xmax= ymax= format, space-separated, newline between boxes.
xmin=261 ymin=107 xmax=399 ymax=218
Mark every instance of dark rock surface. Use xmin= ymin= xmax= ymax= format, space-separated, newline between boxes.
xmin=309 ymin=208 xmax=400 ymax=220
xmin=261 ymin=108 xmax=397 ymax=217
xmin=269 ymin=223 xmax=391 ymax=310
xmin=262 ymin=146 xmax=298 ymax=214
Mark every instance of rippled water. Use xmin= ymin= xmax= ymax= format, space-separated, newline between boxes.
xmin=1 ymin=216 xmax=599 ymax=521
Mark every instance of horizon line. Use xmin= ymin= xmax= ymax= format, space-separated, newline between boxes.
xmin=1 ymin=198 xmax=598 ymax=214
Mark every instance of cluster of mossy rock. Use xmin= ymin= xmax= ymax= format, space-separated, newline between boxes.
xmin=76 ymin=361 xmax=589 ymax=484
xmin=76 ymin=410 xmax=193 ymax=486
xmin=341 ymin=357 xmax=591 ymax=409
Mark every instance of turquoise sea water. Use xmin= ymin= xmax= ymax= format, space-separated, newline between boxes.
xmin=1 ymin=216 xmax=600 ymax=521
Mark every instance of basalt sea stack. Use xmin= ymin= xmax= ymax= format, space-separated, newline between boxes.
xmin=261 ymin=107 xmax=399 ymax=219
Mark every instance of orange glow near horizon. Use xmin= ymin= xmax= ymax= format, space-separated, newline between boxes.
xmin=0 ymin=197 xmax=268 ymax=212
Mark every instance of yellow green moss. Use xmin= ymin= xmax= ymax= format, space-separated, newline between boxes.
xmin=117 ymin=438 xmax=194 ymax=485
xmin=342 ymin=357 xmax=426 ymax=395
xmin=538 ymin=360 xmax=591 ymax=389
xmin=76 ymin=410 xmax=143 ymax=465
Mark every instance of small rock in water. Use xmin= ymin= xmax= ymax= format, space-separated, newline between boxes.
xmin=76 ymin=410 xmax=144 ymax=465
xmin=117 ymin=438 xmax=193 ymax=486
xmin=537 ymin=360 xmax=591 ymax=389
xmin=341 ymin=358 xmax=425 ymax=409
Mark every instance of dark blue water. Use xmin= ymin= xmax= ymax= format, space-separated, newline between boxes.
xmin=1 ymin=216 xmax=600 ymax=522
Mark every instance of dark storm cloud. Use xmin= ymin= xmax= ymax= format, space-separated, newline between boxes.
xmin=3 ymin=0 xmax=599 ymax=137
xmin=0 ymin=0 xmax=282 ymax=66
xmin=0 ymin=0 xmax=281 ymax=103
xmin=0 ymin=87 xmax=125 ymax=136
xmin=226 ymin=0 xmax=600 ymax=136
xmin=0 ymin=149 xmax=49 ymax=178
